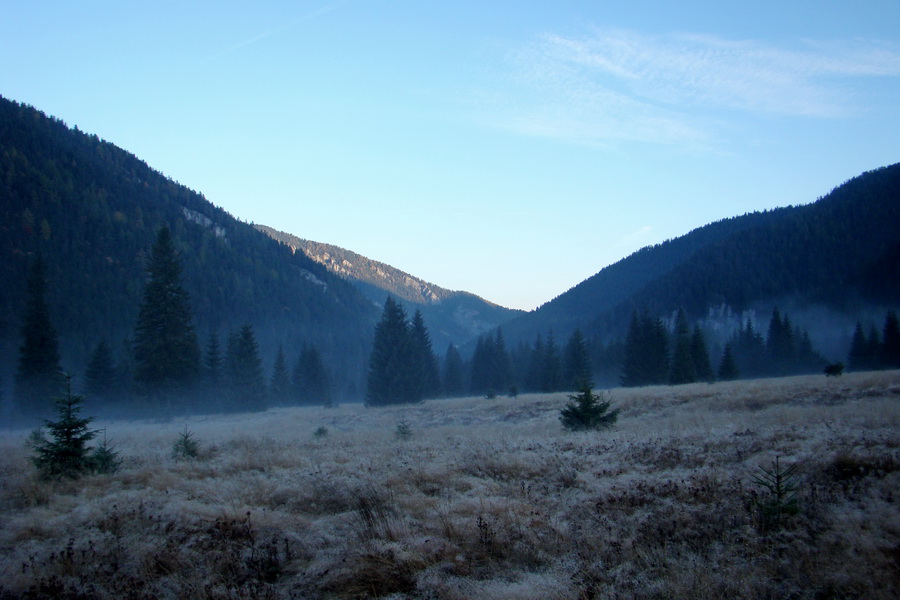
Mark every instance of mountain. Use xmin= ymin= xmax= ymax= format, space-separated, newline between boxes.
xmin=255 ymin=226 xmax=523 ymax=352
xmin=498 ymin=164 xmax=900 ymax=360
xmin=0 ymin=96 xmax=378 ymax=400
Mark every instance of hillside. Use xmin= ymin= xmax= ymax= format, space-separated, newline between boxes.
xmin=257 ymin=226 xmax=523 ymax=352
xmin=1 ymin=371 xmax=897 ymax=598
xmin=500 ymin=164 xmax=900 ymax=355
xmin=0 ymin=97 xmax=378 ymax=399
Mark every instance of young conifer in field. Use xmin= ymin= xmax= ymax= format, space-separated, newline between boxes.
xmin=559 ymin=384 xmax=619 ymax=431
xmin=30 ymin=374 xmax=98 ymax=479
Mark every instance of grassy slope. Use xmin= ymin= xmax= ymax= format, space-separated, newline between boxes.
xmin=1 ymin=372 xmax=898 ymax=599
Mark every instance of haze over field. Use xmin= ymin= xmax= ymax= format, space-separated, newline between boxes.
xmin=3 ymin=1 xmax=899 ymax=309
xmin=1 ymin=372 xmax=898 ymax=598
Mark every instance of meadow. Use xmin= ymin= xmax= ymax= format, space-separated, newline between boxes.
xmin=1 ymin=371 xmax=898 ymax=599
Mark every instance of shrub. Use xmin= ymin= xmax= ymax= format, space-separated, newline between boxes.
xmin=313 ymin=426 xmax=329 ymax=439
xmin=824 ymin=362 xmax=844 ymax=377
xmin=559 ymin=385 xmax=619 ymax=431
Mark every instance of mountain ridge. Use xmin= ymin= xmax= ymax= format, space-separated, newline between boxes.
xmin=255 ymin=225 xmax=524 ymax=352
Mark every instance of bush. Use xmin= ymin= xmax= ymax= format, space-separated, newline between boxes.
xmin=559 ymin=385 xmax=619 ymax=431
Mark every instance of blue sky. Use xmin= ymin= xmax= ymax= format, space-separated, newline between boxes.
xmin=3 ymin=1 xmax=899 ymax=310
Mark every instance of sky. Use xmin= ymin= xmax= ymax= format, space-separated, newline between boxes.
xmin=2 ymin=1 xmax=899 ymax=311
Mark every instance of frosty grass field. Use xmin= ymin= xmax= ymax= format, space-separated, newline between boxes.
xmin=1 ymin=371 xmax=898 ymax=599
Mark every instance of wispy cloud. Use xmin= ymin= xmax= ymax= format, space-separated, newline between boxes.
xmin=209 ymin=2 xmax=344 ymax=60
xmin=487 ymin=28 xmax=900 ymax=147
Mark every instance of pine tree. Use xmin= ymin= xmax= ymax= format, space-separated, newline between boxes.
xmin=15 ymin=256 xmax=64 ymax=416
xmin=563 ymin=329 xmax=593 ymax=390
xmin=133 ymin=227 xmax=200 ymax=401
xmin=269 ymin=344 xmax=292 ymax=405
xmin=84 ymin=340 xmax=117 ymax=399
xmin=441 ymin=344 xmax=465 ymax=398
xmin=225 ymin=324 xmax=265 ymax=411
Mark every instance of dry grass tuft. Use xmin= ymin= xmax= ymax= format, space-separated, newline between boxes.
xmin=1 ymin=371 xmax=899 ymax=599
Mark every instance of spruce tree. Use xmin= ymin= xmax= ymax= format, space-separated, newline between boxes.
xmin=84 ymin=340 xmax=117 ymax=399
xmin=559 ymin=385 xmax=619 ymax=431
xmin=410 ymin=310 xmax=440 ymax=400
xmin=620 ymin=311 xmax=645 ymax=387
xmin=491 ymin=329 xmax=514 ymax=394
xmin=669 ymin=309 xmax=697 ymax=385
xmin=564 ymin=329 xmax=593 ymax=390
xmin=882 ymin=310 xmax=900 ymax=368
xmin=225 ymin=324 xmax=266 ymax=411
xmin=718 ymin=342 xmax=740 ymax=381
xmin=469 ymin=334 xmax=494 ymax=395
xmin=133 ymin=227 xmax=200 ymax=401
xmin=847 ymin=322 xmax=870 ymax=371
xmin=31 ymin=375 xmax=97 ymax=479
xmin=525 ymin=334 xmax=546 ymax=392
xmin=293 ymin=342 xmax=332 ymax=406
xmin=269 ymin=344 xmax=292 ymax=405
xmin=366 ymin=297 xmax=415 ymax=406
xmin=541 ymin=331 xmax=562 ymax=392
xmin=690 ymin=325 xmax=714 ymax=382
xmin=15 ymin=256 xmax=63 ymax=416
xmin=203 ymin=332 xmax=223 ymax=388
xmin=442 ymin=344 xmax=465 ymax=398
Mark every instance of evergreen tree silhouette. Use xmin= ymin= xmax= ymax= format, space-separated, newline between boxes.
xmin=15 ymin=256 xmax=63 ymax=416
xmin=133 ymin=227 xmax=200 ymax=403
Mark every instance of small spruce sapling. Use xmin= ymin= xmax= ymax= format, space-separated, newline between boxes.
xmin=395 ymin=417 xmax=412 ymax=441
xmin=560 ymin=384 xmax=619 ymax=431
xmin=30 ymin=374 xmax=98 ymax=479
xmin=172 ymin=425 xmax=200 ymax=460
xmin=91 ymin=429 xmax=122 ymax=474
xmin=751 ymin=456 xmax=800 ymax=532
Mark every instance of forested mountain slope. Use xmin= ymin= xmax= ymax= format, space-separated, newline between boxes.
xmin=256 ymin=226 xmax=523 ymax=352
xmin=500 ymin=164 xmax=900 ymax=349
xmin=0 ymin=97 xmax=378 ymax=395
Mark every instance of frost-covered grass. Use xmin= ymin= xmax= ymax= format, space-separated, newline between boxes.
xmin=1 ymin=371 xmax=898 ymax=599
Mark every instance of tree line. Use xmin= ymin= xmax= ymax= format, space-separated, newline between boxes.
xmin=11 ymin=227 xmax=334 ymax=421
